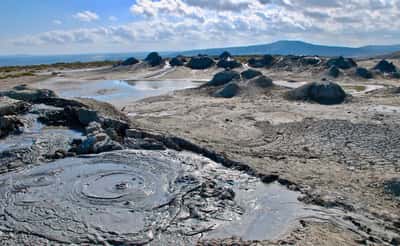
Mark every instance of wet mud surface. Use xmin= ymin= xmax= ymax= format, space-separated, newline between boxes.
xmin=0 ymin=104 xmax=83 ymax=174
xmin=0 ymin=109 xmax=82 ymax=152
xmin=0 ymin=150 xmax=315 ymax=245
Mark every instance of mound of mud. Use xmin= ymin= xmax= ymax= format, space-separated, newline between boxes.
xmin=207 ymin=71 xmax=240 ymax=86
xmin=217 ymin=59 xmax=242 ymax=69
xmin=248 ymin=75 xmax=273 ymax=88
xmin=120 ymin=57 xmax=139 ymax=66
xmin=356 ymin=67 xmax=373 ymax=79
xmin=248 ymin=55 xmax=274 ymax=68
xmin=170 ymin=56 xmax=185 ymax=66
xmin=213 ymin=82 xmax=240 ymax=98
xmin=326 ymin=56 xmax=357 ymax=69
xmin=327 ymin=66 xmax=340 ymax=78
xmin=286 ymin=81 xmax=346 ymax=105
xmin=374 ymin=60 xmax=397 ymax=73
xmin=301 ymin=56 xmax=321 ymax=66
xmin=144 ymin=52 xmax=163 ymax=67
xmin=241 ymin=69 xmax=262 ymax=80
xmin=187 ymin=56 xmax=215 ymax=70
xmin=219 ymin=51 xmax=232 ymax=60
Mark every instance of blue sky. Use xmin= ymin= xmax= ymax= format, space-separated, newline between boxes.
xmin=0 ymin=0 xmax=135 ymax=37
xmin=1 ymin=0 xmax=400 ymax=55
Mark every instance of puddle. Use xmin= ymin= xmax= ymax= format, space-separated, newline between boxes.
xmin=205 ymin=182 xmax=305 ymax=241
xmin=0 ymin=149 xmax=315 ymax=244
xmin=273 ymin=80 xmax=307 ymax=89
xmin=37 ymin=79 xmax=201 ymax=105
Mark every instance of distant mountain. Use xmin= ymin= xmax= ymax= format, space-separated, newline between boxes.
xmin=376 ymin=50 xmax=400 ymax=59
xmin=168 ymin=40 xmax=400 ymax=58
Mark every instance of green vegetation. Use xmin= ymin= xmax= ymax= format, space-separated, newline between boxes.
xmin=0 ymin=60 xmax=118 ymax=80
xmin=0 ymin=71 xmax=35 ymax=79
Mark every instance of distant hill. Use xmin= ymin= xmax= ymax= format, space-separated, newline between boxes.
xmin=168 ymin=40 xmax=400 ymax=58
xmin=376 ymin=50 xmax=400 ymax=59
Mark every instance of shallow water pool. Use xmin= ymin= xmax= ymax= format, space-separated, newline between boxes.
xmin=39 ymin=79 xmax=201 ymax=105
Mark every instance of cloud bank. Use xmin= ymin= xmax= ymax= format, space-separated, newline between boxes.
xmin=9 ymin=0 xmax=400 ymax=53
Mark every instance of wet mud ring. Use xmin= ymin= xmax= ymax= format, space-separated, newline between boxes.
xmin=0 ymin=151 xmax=181 ymax=244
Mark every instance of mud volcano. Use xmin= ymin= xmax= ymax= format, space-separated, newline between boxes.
xmin=0 ymin=149 xmax=311 ymax=245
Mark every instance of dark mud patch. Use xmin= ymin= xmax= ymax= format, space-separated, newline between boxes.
xmin=0 ymin=150 xmax=316 ymax=245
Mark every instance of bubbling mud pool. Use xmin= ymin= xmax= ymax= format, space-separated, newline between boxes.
xmin=0 ymin=149 xmax=317 ymax=245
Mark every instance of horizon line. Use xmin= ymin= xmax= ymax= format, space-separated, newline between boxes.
xmin=1 ymin=39 xmax=400 ymax=57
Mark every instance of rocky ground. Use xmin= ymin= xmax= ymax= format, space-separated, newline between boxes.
xmin=0 ymin=53 xmax=399 ymax=245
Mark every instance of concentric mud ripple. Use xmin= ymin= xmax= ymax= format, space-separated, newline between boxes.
xmin=71 ymin=164 xmax=170 ymax=210
xmin=0 ymin=150 xmax=312 ymax=244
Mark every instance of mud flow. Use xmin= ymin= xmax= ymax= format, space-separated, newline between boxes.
xmin=0 ymin=149 xmax=317 ymax=245
xmin=0 ymin=104 xmax=82 ymax=152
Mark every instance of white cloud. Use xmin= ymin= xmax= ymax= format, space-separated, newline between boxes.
xmin=53 ymin=19 xmax=62 ymax=25
xmin=73 ymin=10 xmax=99 ymax=22
xmin=7 ymin=0 xmax=400 ymax=54
xmin=184 ymin=0 xmax=251 ymax=12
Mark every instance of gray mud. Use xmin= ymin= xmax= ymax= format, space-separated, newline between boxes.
xmin=0 ymin=149 xmax=317 ymax=245
xmin=0 ymin=104 xmax=83 ymax=174
xmin=0 ymin=111 xmax=82 ymax=152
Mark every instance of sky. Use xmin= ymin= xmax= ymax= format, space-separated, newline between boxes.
xmin=1 ymin=0 xmax=400 ymax=55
